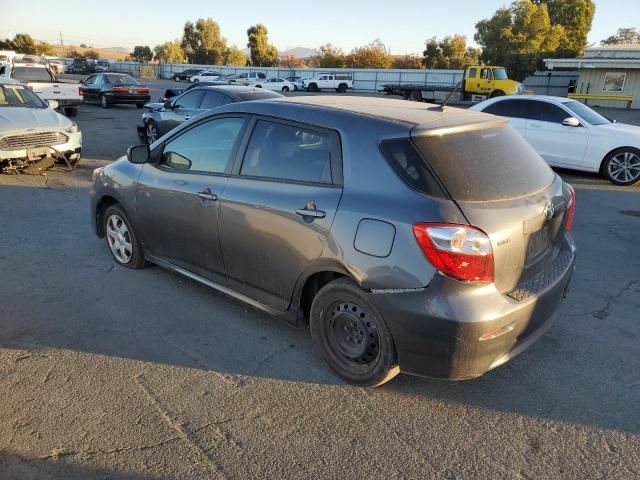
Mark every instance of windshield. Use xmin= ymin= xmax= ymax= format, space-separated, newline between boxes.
xmin=413 ymin=124 xmax=554 ymax=201
xmin=105 ymin=74 xmax=136 ymax=84
xmin=0 ymin=84 xmax=46 ymax=108
xmin=97 ymin=60 xmax=109 ymax=66
xmin=563 ymin=100 xmax=611 ymax=125
xmin=11 ymin=67 xmax=52 ymax=82
xmin=493 ymin=68 xmax=508 ymax=80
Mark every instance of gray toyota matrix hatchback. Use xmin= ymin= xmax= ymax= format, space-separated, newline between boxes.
xmin=90 ymin=97 xmax=576 ymax=386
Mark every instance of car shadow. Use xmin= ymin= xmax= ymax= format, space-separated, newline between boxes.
xmin=0 ymin=178 xmax=638 ymax=436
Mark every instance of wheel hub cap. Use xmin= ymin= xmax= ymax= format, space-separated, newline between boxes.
xmin=330 ymin=303 xmax=379 ymax=364
xmin=106 ymin=214 xmax=133 ymax=264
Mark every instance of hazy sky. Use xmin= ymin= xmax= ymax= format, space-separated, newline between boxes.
xmin=1 ymin=0 xmax=637 ymax=54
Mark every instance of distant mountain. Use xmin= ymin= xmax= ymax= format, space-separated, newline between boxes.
xmin=281 ymin=47 xmax=316 ymax=58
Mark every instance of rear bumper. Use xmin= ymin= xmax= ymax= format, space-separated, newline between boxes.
xmin=369 ymin=234 xmax=576 ymax=380
xmin=105 ymin=93 xmax=151 ymax=104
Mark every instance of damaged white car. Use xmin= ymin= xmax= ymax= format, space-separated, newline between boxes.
xmin=0 ymin=79 xmax=81 ymax=174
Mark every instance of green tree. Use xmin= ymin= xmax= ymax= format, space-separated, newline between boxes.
xmin=83 ymin=49 xmax=99 ymax=60
xmin=279 ymin=54 xmax=305 ymax=68
xmin=601 ymin=27 xmax=640 ymax=45
xmin=181 ymin=18 xmax=228 ymax=64
xmin=392 ymin=55 xmax=423 ymax=69
xmin=347 ymin=39 xmax=393 ymax=69
xmin=154 ymin=40 xmax=185 ymax=63
xmin=422 ymin=35 xmax=479 ymax=69
xmin=475 ymin=0 xmax=572 ymax=80
xmin=313 ymin=44 xmax=346 ymax=68
xmin=247 ymin=24 xmax=279 ymax=67
xmin=423 ymin=37 xmax=444 ymax=68
xmin=225 ymin=45 xmax=248 ymax=66
xmin=13 ymin=33 xmax=37 ymax=54
xmin=35 ymin=41 xmax=56 ymax=55
xmin=131 ymin=45 xmax=153 ymax=63
xmin=0 ymin=38 xmax=16 ymax=50
xmin=533 ymin=0 xmax=595 ymax=54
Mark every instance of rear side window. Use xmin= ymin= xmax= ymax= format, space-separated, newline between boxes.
xmin=483 ymin=99 xmax=528 ymax=119
xmin=413 ymin=125 xmax=554 ymax=201
xmin=380 ymin=139 xmax=445 ymax=198
xmin=200 ymin=90 xmax=226 ymax=109
xmin=241 ymin=120 xmax=333 ymax=184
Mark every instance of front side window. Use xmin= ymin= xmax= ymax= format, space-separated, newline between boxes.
xmin=527 ymin=101 xmax=569 ymax=123
xmin=160 ymin=117 xmax=246 ymax=173
xmin=563 ymin=100 xmax=610 ymax=125
xmin=493 ymin=68 xmax=508 ymax=80
xmin=174 ymin=90 xmax=204 ymax=109
xmin=241 ymin=120 xmax=333 ymax=184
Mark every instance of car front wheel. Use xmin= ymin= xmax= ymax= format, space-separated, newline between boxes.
xmin=603 ymin=148 xmax=640 ymax=185
xmin=310 ymin=278 xmax=400 ymax=387
xmin=103 ymin=205 xmax=147 ymax=269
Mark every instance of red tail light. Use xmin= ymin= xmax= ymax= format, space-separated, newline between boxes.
xmin=136 ymin=87 xmax=149 ymax=94
xmin=565 ymin=185 xmax=576 ymax=232
xmin=413 ymin=223 xmax=494 ymax=283
xmin=111 ymin=87 xmax=129 ymax=93
xmin=78 ymin=86 xmax=83 ymax=96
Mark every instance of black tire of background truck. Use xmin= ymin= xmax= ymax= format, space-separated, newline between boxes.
xmin=409 ymin=90 xmax=422 ymax=102
xmin=338 ymin=83 xmax=348 ymax=93
xmin=490 ymin=90 xmax=505 ymax=98
xmin=308 ymin=83 xmax=318 ymax=92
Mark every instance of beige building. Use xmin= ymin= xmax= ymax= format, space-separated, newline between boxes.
xmin=544 ymin=44 xmax=640 ymax=109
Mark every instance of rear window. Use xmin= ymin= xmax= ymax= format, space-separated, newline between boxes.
xmin=235 ymin=90 xmax=282 ymax=101
xmin=412 ymin=125 xmax=554 ymax=201
xmin=12 ymin=67 xmax=52 ymax=82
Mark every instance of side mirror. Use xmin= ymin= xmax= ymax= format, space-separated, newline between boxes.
xmin=46 ymin=99 xmax=59 ymax=110
xmin=562 ymin=117 xmax=580 ymax=127
xmin=127 ymin=144 xmax=150 ymax=164
xmin=164 ymin=100 xmax=173 ymax=109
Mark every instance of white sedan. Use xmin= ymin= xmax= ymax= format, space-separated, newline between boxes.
xmin=253 ymin=78 xmax=295 ymax=93
xmin=470 ymin=95 xmax=640 ymax=185
xmin=189 ymin=71 xmax=222 ymax=83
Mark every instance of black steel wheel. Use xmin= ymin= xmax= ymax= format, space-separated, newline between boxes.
xmin=310 ymin=278 xmax=399 ymax=386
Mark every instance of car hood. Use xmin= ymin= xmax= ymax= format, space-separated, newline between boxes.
xmin=0 ymin=107 xmax=72 ymax=132
xmin=594 ymin=122 xmax=640 ymax=136
xmin=144 ymin=102 xmax=165 ymax=111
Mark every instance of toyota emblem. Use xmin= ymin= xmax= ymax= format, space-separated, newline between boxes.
xmin=543 ymin=201 xmax=555 ymax=221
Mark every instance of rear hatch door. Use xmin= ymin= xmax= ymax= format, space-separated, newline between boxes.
xmin=411 ymin=120 xmax=571 ymax=293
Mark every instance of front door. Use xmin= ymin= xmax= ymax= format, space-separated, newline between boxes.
xmin=524 ymin=100 xmax=589 ymax=167
xmin=135 ymin=115 xmax=249 ymax=283
xmin=219 ymin=118 xmax=343 ymax=311
xmin=161 ymin=89 xmax=204 ymax=134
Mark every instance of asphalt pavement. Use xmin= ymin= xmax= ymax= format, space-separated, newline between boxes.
xmin=0 ymin=78 xmax=639 ymax=479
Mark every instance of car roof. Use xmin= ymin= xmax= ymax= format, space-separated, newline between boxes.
xmin=196 ymin=85 xmax=263 ymax=94
xmin=221 ymin=95 xmax=505 ymax=131
xmin=488 ymin=94 xmax=572 ymax=104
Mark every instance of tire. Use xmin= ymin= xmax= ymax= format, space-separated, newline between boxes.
xmin=337 ymin=83 xmax=347 ymax=93
xmin=145 ymin=120 xmax=160 ymax=144
xmin=64 ymin=107 xmax=78 ymax=117
xmin=100 ymin=94 xmax=109 ymax=109
xmin=409 ymin=90 xmax=422 ymax=102
xmin=173 ymin=75 xmax=180 ymax=82
xmin=602 ymin=148 xmax=640 ymax=186
xmin=136 ymin=103 xmax=144 ymax=109
xmin=103 ymin=204 xmax=147 ymax=269
xmin=310 ymin=278 xmax=400 ymax=387
xmin=255 ymin=84 xmax=262 ymax=88
xmin=489 ymin=90 xmax=505 ymax=98
xmin=282 ymin=86 xmax=289 ymax=92
xmin=193 ymin=78 xmax=199 ymax=83
xmin=308 ymin=83 xmax=318 ymax=92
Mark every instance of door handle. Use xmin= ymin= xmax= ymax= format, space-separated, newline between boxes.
xmin=529 ymin=123 xmax=542 ymax=128
xmin=295 ymin=203 xmax=326 ymax=219
xmin=196 ymin=188 xmax=217 ymax=201
xmin=183 ymin=115 xmax=191 ymax=120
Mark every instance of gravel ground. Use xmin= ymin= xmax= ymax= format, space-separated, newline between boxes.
xmin=0 ymin=78 xmax=639 ymax=479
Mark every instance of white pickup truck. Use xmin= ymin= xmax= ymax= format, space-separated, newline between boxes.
xmin=302 ymin=74 xmax=354 ymax=93
xmin=0 ymin=63 xmax=82 ymax=117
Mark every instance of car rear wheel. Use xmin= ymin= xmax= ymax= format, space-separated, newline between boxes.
xmin=603 ymin=148 xmax=640 ymax=186
xmin=103 ymin=205 xmax=147 ymax=269
xmin=310 ymin=278 xmax=400 ymax=387
xmin=173 ymin=75 xmax=180 ymax=82
xmin=337 ymin=83 xmax=347 ymax=93
xmin=145 ymin=121 xmax=159 ymax=144
xmin=282 ymin=86 xmax=289 ymax=92
xmin=100 ymin=94 xmax=109 ymax=109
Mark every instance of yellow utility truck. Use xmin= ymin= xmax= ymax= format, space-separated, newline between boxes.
xmin=382 ymin=65 xmax=523 ymax=102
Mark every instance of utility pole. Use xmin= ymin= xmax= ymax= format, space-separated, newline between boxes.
xmin=59 ymin=32 xmax=64 ymax=49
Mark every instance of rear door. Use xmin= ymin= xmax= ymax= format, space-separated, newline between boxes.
xmin=219 ymin=117 xmax=343 ymax=311
xmin=481 ymin=99 xmax=528 ymax=136
xmin=135 ymin=115 xmax=249 ymax=283
xmin=412 ymin=123 xmax=571 ymax=294
xmin=524 ymin=100 xmax=589 ymax=167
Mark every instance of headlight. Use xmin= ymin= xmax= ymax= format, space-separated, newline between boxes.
xmin=65 ymin=122 xmax=79 ymax=134
xmin=92 ymin=167 xmax=103 ymax=182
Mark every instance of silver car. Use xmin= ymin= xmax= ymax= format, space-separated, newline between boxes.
xmin=90 ymin=97 xmax=576 ymax=386
xmin=0 ymin=80 xmax=81 ymax=173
